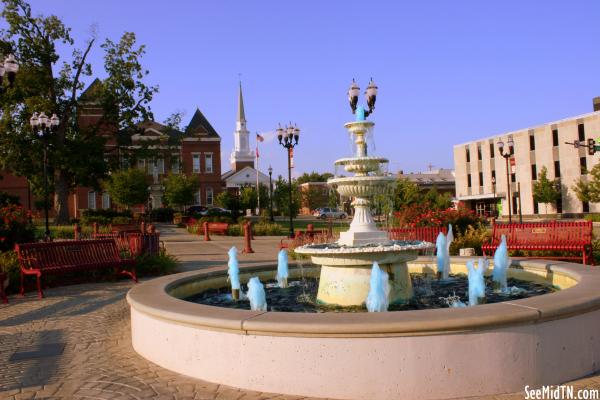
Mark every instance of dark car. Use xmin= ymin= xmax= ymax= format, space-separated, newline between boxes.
xmin=185 ymin=205 xmax=208 ymax=216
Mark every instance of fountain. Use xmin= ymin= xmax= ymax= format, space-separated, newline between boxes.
xmin=365 ymin=262 xmax=390 ymax=312
xmin=435 ymin=225 xmax=453 ymax=280
xmin=466 ymin=258 xmax=488 ymax=306
xmin=295 ymin=79 xmax=433 ymax=306
xmin=247 ymin=276 xmax=267 ymax=311
xmin=276 ymin=249 xmax=289 ymax=288
xmin=493 ymin=234 xmax=510 ymax=292
xmin=227 ymin=246 xmax=241 ymax=300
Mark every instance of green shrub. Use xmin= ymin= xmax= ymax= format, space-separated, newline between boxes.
xmin=252 ymin=222 xmax=283 ymax=236
xmin=449 ymin=225 xmax=491 ymax=256
xmin=585 ymin=214 xmax=600 ymax=222
xmin=111 ymin=216 xmax=131 ymax=225
xmin=135 ymin=250 xmax=179 ymax=276
xmin=227 ymin=224 xmax=242 ymax=236
xmin=0 ymin=205 xmax=35 ymax=251
xmin=149 ymin=207 xmax=175 ymax=222
xmin=0 ymin=250 xmax=20 ymax=293
xmin=80 ymin=209 xmax=132 ymax=225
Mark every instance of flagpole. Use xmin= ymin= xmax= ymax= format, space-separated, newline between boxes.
xmin=256 ymin=134 xmax=260 ymax=215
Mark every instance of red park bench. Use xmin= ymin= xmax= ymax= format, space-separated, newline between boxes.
xmin=482 ymin=220 xmax=593 ymax=265
xmin=0 ymin=271 xmax=7 ymax=304
xmin=15 ymin=239 xmax=137 ymax=299
xmin=206 ymin=222 xmax=229 ymax=235
xmin=388 ymin=226 xmax=448 ymax=243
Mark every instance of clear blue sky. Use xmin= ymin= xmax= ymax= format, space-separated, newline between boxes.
xmin=19 ymin=1 xmax=600 ymax=178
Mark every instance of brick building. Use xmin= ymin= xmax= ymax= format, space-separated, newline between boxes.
xmin=0 ymin=79 xmax=224 ymax=218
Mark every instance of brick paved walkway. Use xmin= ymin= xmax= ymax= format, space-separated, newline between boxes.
xmin=1 ymin=225 xmax=599 ymax=400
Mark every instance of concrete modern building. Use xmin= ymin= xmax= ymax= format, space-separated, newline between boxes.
xmin=454 ymin=99 xmax=600 ymax=218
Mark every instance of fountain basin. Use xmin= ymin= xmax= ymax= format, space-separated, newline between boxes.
xmin=127 ymin=258 xmax=600 ymax=400
xmin=295 ymin=241 xmax=433 ymax=305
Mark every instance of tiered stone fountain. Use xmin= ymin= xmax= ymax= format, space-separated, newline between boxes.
xmin=295 ymin=108 xmax=432 ymax=306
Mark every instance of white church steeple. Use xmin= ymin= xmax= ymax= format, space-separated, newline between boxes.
xmin=230 ymin=82 xmax=255 ymax=170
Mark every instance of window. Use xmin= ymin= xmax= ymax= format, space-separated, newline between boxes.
xmin=583 ymin=201 xmax=590 ymax=213
xmin=147 ymin=160 xmax=157 ymax=175
xmin=578 ymin=123 xmax=585 ymax=142
xmin=192 ymin=154 xmax=200 ymax=173
xmin=531 ymin=164 xmax=537 ymax=180
xmin=102 ymin=192 xmax=110 ymax=209
xmin=511 ymin=173 xmax=516 ymax=183
xmin=512 ymin=196 xmax=518 ymax=216
xmin=529 ymin=135 xmax=535 ymax=151
xmin=554 ymin=160 xmax=561 ymax=178
xmin=206 ymin=187 xmax=214 ymax=206
xmin=490 ymin=143 xmax=495 ymax=158
xmin=477 ymin=146 xmax=482 ymax=161
xmin=193 ymin=190 xmax=201 ymax=205
xmin=205 ymin=153 xmax=213 ymax=173
xmin=580 ymin=157 xmax=588 ymax=175
xmin=552 ymin=129 xmax=559 ymax=147
xmin=478 ymin=172 xmax=483 ymax=187
xmin=556 ymin=195 xmax=563 ymax=214
xmin=467 ymin=174 xmax=472 ymax=188
xmin=121 ymin=157 xmax=130 ymax=170
xmin=158 ymin=159 xmax=164 ymax=174
xmin=533 ymin=201 xmax=539 ymax=215
xmin=491 ymin=170 xmax=496 ymax=183
xmin=171 ymin=154 xmax=180 ymax=173
xmin=88 ymin=191 xmax=97 ymax=210
xmin=466 ymin=148 xmax=470 ymax=162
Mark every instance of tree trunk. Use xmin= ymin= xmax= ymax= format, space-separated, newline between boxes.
xmin=54 ymin=170 xmax=71 ymax=225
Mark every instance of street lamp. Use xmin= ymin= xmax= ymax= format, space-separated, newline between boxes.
xmin=348 ymin=78 xmax=378 ymax=118
xmin=30 ymin=112 xmax=60 ymax=241
xmin=268 ymin=165 xmax=274 ymax=222
xmin=497 ymin=136 xmax=514 ymax=223
xmin=0 ymin=54 xmax=19 ymax=92
xmin=277 ymin=123 xmax=300 ymax=238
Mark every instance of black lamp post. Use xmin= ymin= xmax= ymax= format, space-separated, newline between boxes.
xmin=277 ymin=123 xmax=300 ymax=238
xmin=268 ymin=165 xmax=274 ymax=222
xmin=497 ymin=137 xmax=514 ymax=223
xmin=0 ymin=54 xmax=19 ymax=92
xmin=30 ymin=112 xmax=60 ymax=241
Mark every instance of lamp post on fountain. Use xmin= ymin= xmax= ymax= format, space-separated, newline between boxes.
xmin=0 ymin=54 xmax=19 ymax=93
xmin=30 ymin=112 xmax=60 ymax=241
xmin=268 ymin=165 xmax=274 ymax=222
xmin=497 ymin=137 xmax=514 ymax=223
xmin=277 ymin=124 xmax=300 ymax=238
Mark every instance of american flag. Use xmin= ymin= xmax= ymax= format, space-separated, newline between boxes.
xmin=256 ymin=133 xmax=264 ymax=158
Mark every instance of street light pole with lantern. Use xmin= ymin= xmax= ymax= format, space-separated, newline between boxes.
xmin=277 ymin=124 xmax=300 ymax=238
xmin=268 ymin=165 xmax=274 ymax=222
xmin=497 ymin=137 xmax=515 ymax=223
xmin=0 ymin=54 xmax=19 ymax=92
xmin=30 ymin=112 xmax=60 ymax=241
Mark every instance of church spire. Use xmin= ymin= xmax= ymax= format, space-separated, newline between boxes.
xmin=237 ymin=81 xmax=246 ymax=123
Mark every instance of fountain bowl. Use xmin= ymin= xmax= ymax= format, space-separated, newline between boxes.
xmin=127 ymin=258 xmax=600 ymax=400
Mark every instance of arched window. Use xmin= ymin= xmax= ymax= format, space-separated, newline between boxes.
xmin=102 ymin=192 xmax=110 ymax=209
xmin=88 ymin=191 xmax=97 ymax=210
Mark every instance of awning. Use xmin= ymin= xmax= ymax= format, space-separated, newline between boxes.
xmin=457 ymin=193 xmax=503 ymax=201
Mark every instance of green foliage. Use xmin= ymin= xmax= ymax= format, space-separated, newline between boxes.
xmin=105 ymin=168 xmax=149 ymax=208
xmin=0 ymin=191 xmax=20 ymax=206
xmin=296 ymin=171 xmax=333 ymax=185
xmin=533 ymin=166 xmax=561 ymax=213
xmin=393 ymin=178 xmax=422 ymax=210
xmin=423 ymin=187 xmax=453 ymax=210
xmin=301 ymin=186 xmax=329 ymax=211
xmin=573 ymin=163 xmax=600 ymax=203
xmin=448 ymin=225 xmax=491 ymax=256
xmin=239 ymin=186 xmax=257 ymax=211
xmin=0 ymin=205 xmax=35 ymax=251
xmin=273 ymin=175 xmax=300 ymax=217
xmin=0 ymin=250 xmax=20 ymax=293
xmin=163 ymin=174 xmax=198 ymax=210
xmin=215 ymin=191 xmax=241 ymax=214
xmin=80 ymin=208 xmax=132 ymax=225
xmin=584 ymin=214 xmax=600 ymax=222
xmin=252 ymin=222 xmax=283 ymax=236
xmin=135 ymin=249 xmax=178 ymax=277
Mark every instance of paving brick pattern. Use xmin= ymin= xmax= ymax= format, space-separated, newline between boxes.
xmin=0 ymin=225 xmax=598 ymax=400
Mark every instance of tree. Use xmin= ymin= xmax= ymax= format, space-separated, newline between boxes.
xmin=423 ymin=187 xmax=453 ymax=210
xmin=301 ymin=186 xmax=328 ymax=211
xmin=393 ymin=178 xmax=421 ymax=210
xmin=0 ymin=0 xmax=156 ymax=223
xmin=215 ymin=191 xmax=241 ymax=215
xmin=104 ymin=169 xmax=148 ymax=209
xmin=273 ymin=175 xmax=300 ymax=217
xmin=163 ymin=174 xmax=198 ymax=210
xmin=296 ymin=171 xmax=333 ymax=185
xmin=239 ymin=186 xmax=257 ymax=211
xmin=533 ymin=166 xmax=561 ymax=214
xmin=573 ymin=163 xmax=600 ymax=203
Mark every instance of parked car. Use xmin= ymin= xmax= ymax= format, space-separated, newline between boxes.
xmin=316 ymin=207 xmax=347 ymax=219
xmin=185 ymin=205 xmax=208 ymax=216
xmin=207 ymin=207 xmax=232 ymax=216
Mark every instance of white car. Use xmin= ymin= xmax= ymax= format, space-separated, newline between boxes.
xmin=316 ymin=207 xmax=347 ymax=219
